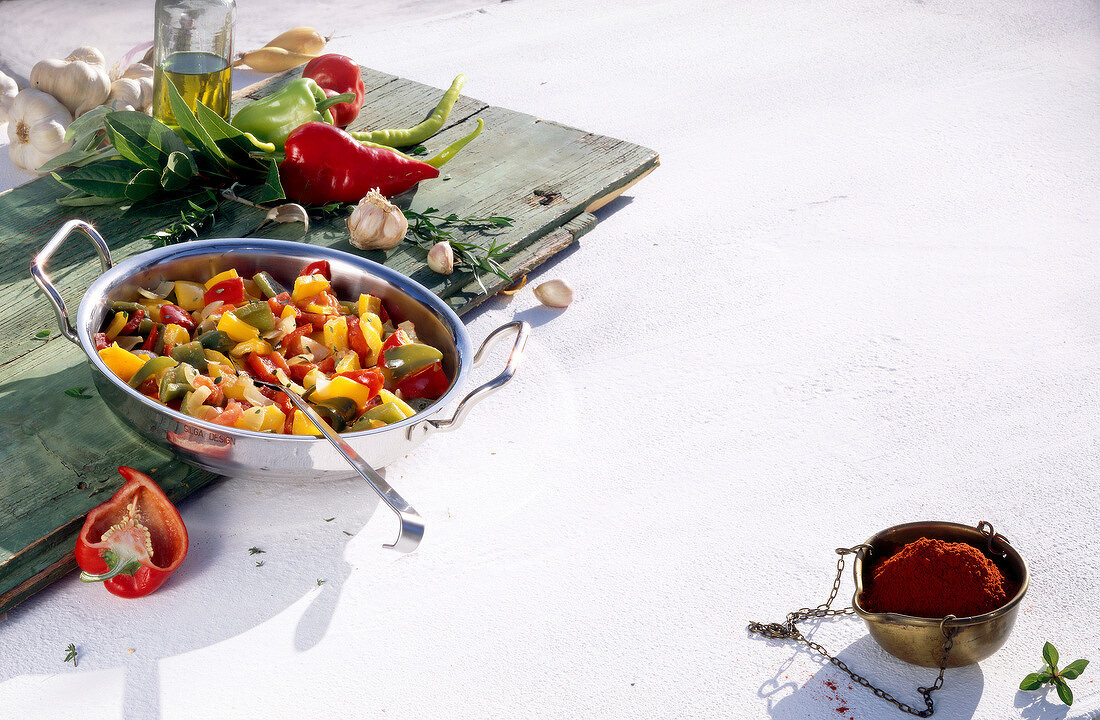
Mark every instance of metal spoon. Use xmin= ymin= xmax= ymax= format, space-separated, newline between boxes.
xmin=253 ymin=380 xmax=424 ymax=553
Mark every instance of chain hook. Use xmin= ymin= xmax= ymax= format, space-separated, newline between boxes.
xmin=977 ymin=521 xmax=1009 ymax=557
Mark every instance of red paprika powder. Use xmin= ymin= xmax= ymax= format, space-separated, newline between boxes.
xmin=863 ymin=537 xmax=1010 ymax=618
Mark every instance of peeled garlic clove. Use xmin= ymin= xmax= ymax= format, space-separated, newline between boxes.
xmin=347 ymin=189 xmax=408 ymax=250
xmin=533 ymin=279 xmax=574 ymax=308
xmin=426 ymin=241 xmax=454 ymax=274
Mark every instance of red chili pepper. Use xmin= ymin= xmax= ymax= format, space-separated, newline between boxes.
xmin=142 ymin=322 xmax=159 ymax=351
xmin=246 ymin=352 xmax=279 ymax=383
xmin=159 ymin=304 xmax=196 ymax=331
xmin=335 ymin=367 xmax=384 ymax=398
xmin=119 ymin=306 xmax=145 ymax=335
xmin=204 ymin=277 xmax=246 ymax=307
xmin=300 ymin=260 xmax=331 ymax=279
xmin=280 ymin=122 xmax=440 ymax=205
xmin=74 ymin=467 xmax=188 ymax=599
xmin=302 ymin=54 xmax=365 ymax=128
xmin=396 ymin=361 xmax=450 ymax=399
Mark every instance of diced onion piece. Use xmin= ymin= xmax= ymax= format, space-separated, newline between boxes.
xmin=397 ymin=321 xmax=417 ymax=341
xmin=242 ymin=384 xmax=274 ymax=408
xmin=199 ymin=301 xmax=225 ymax=320
xmin=137 ymin=281 xmax=174 ymax=300
xmin=274 ymin=368 xmax=307 ymax=396
xmin=182 ymin=385 xmax=212 ymax=415
xmin=300 ymin=336 xmax=330 ymax=362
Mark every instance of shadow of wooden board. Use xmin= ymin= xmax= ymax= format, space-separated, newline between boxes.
xmin=0 ymin=66 xmax=657 ymax=615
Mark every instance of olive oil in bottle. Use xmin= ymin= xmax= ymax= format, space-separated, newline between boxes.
xmin=152 ymin=0 xmax=236 ymax=126
xmin=153 ymin=51 xmax=231 ymax=126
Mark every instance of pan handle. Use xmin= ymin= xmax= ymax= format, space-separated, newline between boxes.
xmin=418 ymin=320 xmax=530 ymax=436
xmin=30 ymin=219 xmax=113 ymax=344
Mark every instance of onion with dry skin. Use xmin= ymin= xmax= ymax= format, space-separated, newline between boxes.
xmin=234 ymin=26 xmax=329 ymax=72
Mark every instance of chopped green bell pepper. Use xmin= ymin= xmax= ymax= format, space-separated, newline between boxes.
xmin=252 ymin=272 xmax=288 ymax=299
xmin=384 ymin=343 xmax=444 ymax=381
xmin=197 ymin=330 xmax=236 ymax=355
xmin=128 ymin=355 xmax=178 ymax=388
xmin=234 ymin=301 xmax=277 ymax=332
xmin=170 ymin=341 xmax=208 ymax=373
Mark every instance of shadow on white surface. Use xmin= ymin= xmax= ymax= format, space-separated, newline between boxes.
xmin=760 ymin=635 xmax=984 ymax=720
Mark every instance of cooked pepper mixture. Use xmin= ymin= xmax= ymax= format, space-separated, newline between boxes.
xmin=95 ymin=260 xmax=451 ymax=435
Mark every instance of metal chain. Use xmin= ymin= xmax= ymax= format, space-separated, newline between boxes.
xmin=748 ymin=546 xmax=957 ymax=718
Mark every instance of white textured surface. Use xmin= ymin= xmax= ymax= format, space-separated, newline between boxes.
xmin=1 ymin=1 xmax=1098 ymax=718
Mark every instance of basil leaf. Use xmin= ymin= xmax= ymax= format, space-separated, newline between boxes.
xmin=254 ymin=159 xmax=285 ymax=203
xmin=61 ymin=158 xmax=144 ymax=199
xmin=105 ymin=111 xmax=188 ymax=169
xmin=161 ymin=150 xmax=197 ymax=191
xmin=1043 ymin=642 xmax=1059 ymax=669
xmin=1060 ymin=659 xmax=1089 ymax=680
xmin=1019 ymin=673 xmax=1048 ymax=691
xmin=1054 ymin=677 xmax=1073 ymax=706
xmin=125 ymin=168 xmax=162 ymax=202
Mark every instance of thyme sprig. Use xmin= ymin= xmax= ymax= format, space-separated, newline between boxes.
xmin=142 ymin=197 xmax=218 ymax=247
xmin=404 ymin=207 xmax=515 ymax=291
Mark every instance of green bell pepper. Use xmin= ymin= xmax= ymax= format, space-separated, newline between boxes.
xmin=234 ymin=301 xmax=277 ymax=332
xmin=384 ymin=343 xmax=444 ymax=381
xmin=230 ymin=78 xmax=355 ymax=148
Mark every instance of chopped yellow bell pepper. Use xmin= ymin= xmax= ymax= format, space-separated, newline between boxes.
xmin=323 ymin=316 xmax=348 ymax=352
xmin=99 ymin=343 xmax=148 ymax=382
xmin=311 ymin=375 xmax=375 ymax=412
xmin=360 ymin=310 xmax=383 ymax=339
xmin=234 ymin=406 xmax=267 ymax=432
xmin=358 ymin=321 xmax=382 ymax=365
xmin=358 ymin=294 xmax=382 ymax=320
xmin=161 ymin=323 xmax=191 ymax=348
xmin=203 ymin=349 xmax=235 ymax=368
xmin=174 ymin=281 xmax=206 ymax=311
xmin=259 ymin=404 xmax=287 ymax=433
xmin=303 ymin=302 xmax=338 ymax=315
xmin=379 ymin=389 xmax=416 ymax=419
xmin=334 ymin=350 xmax=360 ymax=373
xmin=230 ymin=338 xmax=274 ymax=357
xmin=292 ymin=408 xmax=324 ymax=436
xmin=204 ymin=269 xmax=239 ymax=290
xmin=292 ymin=273 xmax=330 ymax=302
xmin=302 ymin=368 xmax=326 ymax=389
xmin=280 ymin=305 xmax=297 ymax=320
xmin=104 ymin=311 xmax=128 ymax=340
xmin=218 ymin=311 xmax=261 ymax=342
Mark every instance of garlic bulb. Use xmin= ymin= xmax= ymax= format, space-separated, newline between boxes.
xmin=427 ymin=241 xmax=454 ymax=274
xmin=0 ymin=70 xmax=17 ymax=124
xmin=106 ymin=78 xmax=149 ymax=113
xmin=346 ymin=189 xmax=408 ymax=250
xmin=533 ymin=279 xmax=574 ymax=308
xmin=6 ymin=89 xmax=73 ymax=172
xmin=30 ymin=46 xmax=111 ymax=117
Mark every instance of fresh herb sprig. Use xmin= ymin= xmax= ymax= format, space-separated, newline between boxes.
xmin=65 ymin=387 xmax=94 ymax=399
xmin=1020 ymin=642 xmax=1088 ymax=706
xmin=141 ymin=196 xmax=219 ymax=247
xmin=64 ymin=643 xmax=77 ymax=666
xmin=404 ymin=207 xmax=514 ymax=290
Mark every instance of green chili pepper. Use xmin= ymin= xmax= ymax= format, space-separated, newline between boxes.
xmin=384 ymin=343 xmax=444 ymax=381
xmin=424 ymin=119 xmax=483 ymax=168
xmin=170 ymin=341 xmax=208 ymax=373
xmin=109 ymin=301 xmax=142 ymax=312
xmin=252 ymin=272 xmax=288 ymax=299
xmin=128 ymin=355 xmax=178 ymax=388
xmin=230 ymin=78 xmax=355 ymax=148
xmin=234 ymin=301 xmax=276 ymax=332
xmin=351 ymin=74 xmax=465 ymax=148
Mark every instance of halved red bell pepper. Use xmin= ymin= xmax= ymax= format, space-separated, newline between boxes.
xmin=204 ymin=277 xmax=246 ymax=307
xmin=75 ymin=467 xmax=188 ymax=599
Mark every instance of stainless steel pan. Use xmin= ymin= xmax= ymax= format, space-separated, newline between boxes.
xmin=32 ymin=220 xmax=529 ymax=550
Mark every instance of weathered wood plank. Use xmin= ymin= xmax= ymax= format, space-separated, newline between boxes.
xmin=0 ymin=65 xmax=657 ymax=615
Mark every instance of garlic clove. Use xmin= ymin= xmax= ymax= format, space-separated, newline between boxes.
xmin=427 ymin=241 xmax=454 ymax=274
xmin=533 ymin=279 xmax=574 ymax=308
xmin=347 ymin=189 xmax=408 ymax=250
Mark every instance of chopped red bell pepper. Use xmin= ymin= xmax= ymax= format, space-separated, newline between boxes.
xmin=204 ymin=277 xmax=246 ymax=307
xmin=142 ymin=322 xmax=159 ymax=351
xmin=119 ymin=306 xmax=145 ymax=335
xmin=94 ymin=332 xmax=110 ymax=351
xmin=282 ymin=324 xmax=315 ymax=356
xmin=346 ymin=315 xmax=372 ymax=360
xmin=280 ymin=122 xmax=440 ymax=205
xmin=75 ymin=467 xmax=188 ymax=599
xmin=159 ymin=304 xmax=196 ymax=331
xmin=246 ymin=352 xmax=279 ymax=383
xmin=287 ymin=361 xmax=317 ymax=383
xmin=379 ymin=328 xmax=412 ymax=361
xmin=396 ymin=361 xmax=450 ymax=399
xmin=302 ymin=54 xmax=365 ymax=128
xmin=317 ymin=356 xmax=336 ymax=374
xmin=299 ymin=260 xmax=331 ymax=279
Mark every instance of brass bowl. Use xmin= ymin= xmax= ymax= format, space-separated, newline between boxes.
xmin=852 ymin=521 xmax=1028 ymax=668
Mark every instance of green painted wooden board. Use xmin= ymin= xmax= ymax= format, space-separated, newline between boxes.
xmin=0 ymin=65 xmax=658 ymax=615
